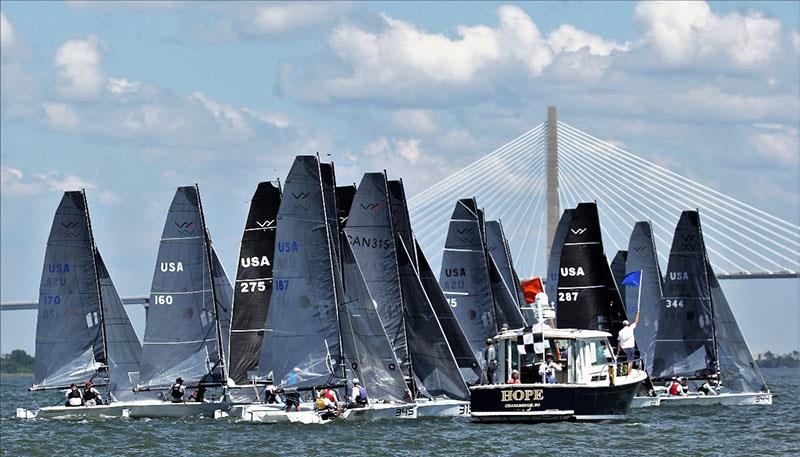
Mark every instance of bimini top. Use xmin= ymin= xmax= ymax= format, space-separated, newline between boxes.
xmin=495 ymin=328 xmax=612 ymax=341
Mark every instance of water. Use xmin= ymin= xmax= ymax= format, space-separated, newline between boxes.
xmin=2 ymin=369 xmax=798 ymax=456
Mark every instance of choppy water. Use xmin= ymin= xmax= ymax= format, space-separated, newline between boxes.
xmin=2 ymin=369 xmax=798 ymax=456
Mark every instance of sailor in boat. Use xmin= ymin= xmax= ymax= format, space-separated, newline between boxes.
xmin=616 ymin=311 xmax=640 ymax=371
xmin=506 ymin=370 xmax=521 ymax=385
xmin=698 ymin=380 xmax=718 ymax=396
xmin=667 ymin=378 xmax=688 ymax=396
xmin=82 ymin=381 xmax=104 ymax=406
xmin=484 ymin=338 xmax=498 ymax=384
xmin=262 ymin=378 xmax=279 ymax=404
xmin=539 ymin=353 xmax=563 ymax=384
xmin=64 ymin=384 xmax=83 ymax=407
xmin=315 ymin=389 xmax=339 ymax=420
xmin=349 ymin=378 xmax=368 ymax=408
xmin=169 ymin=378 xmax=186 ymax=403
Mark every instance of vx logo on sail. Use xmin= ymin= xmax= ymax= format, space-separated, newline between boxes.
xmin=61 ymin=221 xmax=81 ymax=238
xmin=292 ymin=192 xmax=310 ymax=200
xmin=360 ymin=202 xmax=381 ymax=212
xmin=175 ymin=221 xmax=195 ymax=236
xmin=256 ymin=220 xmax=275 ymax=228
xmin=571 ymin=228 xmax=587 ymax=235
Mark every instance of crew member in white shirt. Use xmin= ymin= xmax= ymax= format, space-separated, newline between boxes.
xmin=617 ymin=311 xmax=640 ymax=371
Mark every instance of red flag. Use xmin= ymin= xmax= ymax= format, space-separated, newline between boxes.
xmin=520 ymin=277 xmax=544 ymax=303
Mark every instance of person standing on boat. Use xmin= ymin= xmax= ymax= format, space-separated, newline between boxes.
xmin=539 ymin=354 xmax=562 ymax=384
xmin=64 ymin=384 xmax=83 ymax=407
xmin=484 ymin=338 xmax=498 ymax=384
xmin=263 ymin=378 xmax=278 ymax=404
xmin=82 ymin=381 xmax=104 ymax=406
xmin=506 ymin=370 xmax=521 ymax=384
xmin=169 ymin=378 xmax=186 ymax=403
xmin=616 ymin=310 xmax=640 ymax=370
xmin=349 ymin=378 xmax=368 ymax=408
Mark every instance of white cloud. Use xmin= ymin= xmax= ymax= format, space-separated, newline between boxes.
xmin=634 ymin=1 xmax=782 ymax=67
xmin=362 ymin=138 xmax=390 ymax=156
xmin=396 ymin=138 xmax=423 ymax=164
xmin=42 ymin=103 xmax=80 ymax=130
xmin=54 ymin=35 xmax=106 ymax=100
xmin=547 ymin=24 xmax=630 ymax=56
xmin=1 ymin=167 xmax=122 ymax=204
xmin=107 ymin=77 xmax=140 ymax=95
xmin=392 ymin=110 xmax=436 ymax=133
xmin=249 ymin=3 xmax=342 ymax=35
xmin=1 ymin=167 xmax=42 ymax=196
xmin=1 ymin=11 xmax=13 ymax=48
xmin=241 ymin=108 xmax=291 ymax=129
xmin=792 ymin=31 xmax=800 ymax=55
xmin=753 ymin=124 xmax=799 ymax=166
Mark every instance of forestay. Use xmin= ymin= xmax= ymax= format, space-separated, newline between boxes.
xmin=439 ymin=198 xmax=497 ymax=364
xmin=139 ymin=186 xmax=230 ymax=388
xmin=229 ymin=182 xmax=281 ymax=385
xmin=259 ymin=156 xmax=342 ymax=388
xmin=485 ymin=220 xmax=527 ymax=311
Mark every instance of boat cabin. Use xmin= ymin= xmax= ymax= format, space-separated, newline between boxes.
xmin=494 ymin=328 xmax=618 ymax=386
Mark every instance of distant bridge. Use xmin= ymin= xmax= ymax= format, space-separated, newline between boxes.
xmin=3 ymin=108 xmax=798 ymax=313
xmin=408 ymin=107 xmax=800 ymax=280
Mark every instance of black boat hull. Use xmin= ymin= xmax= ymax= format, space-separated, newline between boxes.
xmin=470 ymin=380 xmax=643 ymax=423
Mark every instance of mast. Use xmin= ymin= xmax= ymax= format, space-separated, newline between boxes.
xmin=698 ymin=209 xmax=721 ymax=380
xmin=477 ymin=206 xmax=500 ymax=330
xmin=385 ymin=170 xmax=415 ymax=386
xmin=195 ymin=183 xmax=227 ymax=382
xmin=318 ymin=154 xmax=346 ymax=382
xmin=82 ymin=189 xmax=109 ymax=379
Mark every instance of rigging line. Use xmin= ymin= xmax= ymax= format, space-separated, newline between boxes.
xmin=479 ymin=151 xmax=547 ymax=229
xmin=411 ymin=141 xmax=545 ymax=243
xmin=409 ymin=123 xmax=545 ymax=204
xmin=559 ymin=121 xmax=800 ymax=241
xmin=558 ymin=154 xmax=626 ymax=253
xmin=560 ymin=145 xmax=674 ymax=258
xmin=506 ymin=164 xmax=547 ymax=243
xmin=560 ymin=126 xmax=800 ymax=256
xmin=560 ymin=138 xmax=736 ymax=266
xmin=409 ymin=133 xmax=547 ymax=229
xmin=409 ymin=124 xmax=545 ymax=207
xmin=514 ymin=179 xmax=546 ymax=278
xmin=414 ymin=158 xmax=544 ymax=265
xmin=561 ymin=146 xmax=742 ymax=274
xmin=561 ymin=132 xmax=793 ymax=270
xmin=504 ymin=169 xmax=546 ymax=257
xmin=526 ymin=185 xmax=549 ymax=277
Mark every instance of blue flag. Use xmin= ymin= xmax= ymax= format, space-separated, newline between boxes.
xmin=621 ymin=271 xmax=641 ymax=286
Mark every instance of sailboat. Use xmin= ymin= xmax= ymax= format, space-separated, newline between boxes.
xmin=17 ymin=190 xmax=142 ymax=419
xmin=485 ymin=220 xmax=529 ymax=321
xmin=651 ymin=211 xmax=772 ymax=406
xmin=227 ymin=181 xmax=281 ymax=406
xmin=344 ymin=173 xmax=468 ymax=417
xmin=239 ymin=156 xmax=415 ymax=423
xmin=129 ymin=185 xmax=233 ymax=418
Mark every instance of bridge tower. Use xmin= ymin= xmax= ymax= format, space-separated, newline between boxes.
xmin=546 ymin=106 xmax=559 ymax=255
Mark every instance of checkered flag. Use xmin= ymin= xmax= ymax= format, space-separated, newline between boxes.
xmin=516 ymin=326 xmax=539 ymax=355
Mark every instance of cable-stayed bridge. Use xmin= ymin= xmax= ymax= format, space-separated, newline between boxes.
xmin=408 ymin=107 xmax=799 ymax=280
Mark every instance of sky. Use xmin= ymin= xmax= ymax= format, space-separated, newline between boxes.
xmin=1 ymin=1 xmax=798 ymax=355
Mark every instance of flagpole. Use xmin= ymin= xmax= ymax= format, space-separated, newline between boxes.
xmin=636 ymin=270 xmax=642 ymax=313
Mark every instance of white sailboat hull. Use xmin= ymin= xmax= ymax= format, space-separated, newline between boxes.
xmin=340 ymin=403 xmax=417 ymax=421
xmin=17 ymin=403 xmax=129 ymax=419
xmin=415 ymin=398 xmax=470 ymax=417
xmin=123 ymin=400 xmax=229 ymax=418
xmin=657 ymin=392 xmax=772 ymax=406
xmin=231 ymin=403 xmax=298 ymax=423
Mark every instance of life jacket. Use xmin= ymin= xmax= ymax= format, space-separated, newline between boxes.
xmin=323 ymin=389 xmax=335 ymax=402
xmin=669 ymin=382 xmax=680 ymax=396
xmin=170 ymin=383 xmax=184 ymax=399
xmin=356 ymin=386 xmax=368 ymax=404
xmin=315 ymin=397 xmax=326 ymax=411
xmin=67 ymin=389 xmax=82 ymax=399
xmin=83 ymin=388 xmax=97 ymax=401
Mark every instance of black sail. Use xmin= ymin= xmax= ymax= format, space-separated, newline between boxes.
xmin=34 ymin=192 xmax=105 ymax=388
xmin=416 ymin=240 xmax=483 ymax=384
xmin=229 ymin=182 xmax=281 ymax=384
xmin=139 ymin=186 xmax=228 ymax=388
xmin=487 ymin=255 xmax=527 ymax=330
xmin=95 ymin=252 xmax=142 ymax=401
xmin=545 ymin=209 xmax=574 ymax=307
xmin=652 ymin=211 xmax=716 ymax=380
xmin=485 ymin=221 xmax=524 ymax=306
xmin=388 ymin=180 xmax=417 ymax=268
xmin=320 ymin=163 xmax=341 ymax=265
xmin=344 ymin=173 xmax=409 ymax=370
xmin=625 ymin=222 xmax=663 ymax=374
xmin=397 ymin=238 xmax=469 ymax=401
xmin=555 ymin=203 xmax=625 ymax=340
xmin=258 ymin=156 xmax=342 ymax=388
xmin=339 ymin=237 xmax=411 ymax=402
xmin=707 ymin=263 xmax=768 ymax=393
xmin=439 ymin=198 xmax=496 ymax=364
xmin=610 ymin=250 xmax=628 ymax=304
xmin=336 ymin=184 xmax=356 ymax=228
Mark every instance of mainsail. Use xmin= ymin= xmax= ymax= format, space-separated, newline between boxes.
xmin=339 ymin=237 xmax=411 ymax=402
xmin=610 ymin=250 xmax=628 ymax=304
xmin=34 ymin=191 xmax=141 ymax=399
xmin=388 ymin=180 xmax=417 ymax=268
xmin=229 ymin=181 xmax=281 ymax=385
xmin=397 ymin=238 xmax=469 ymax=401
xmin=139 ymin=185 xmax=231 ymax=388
xmin=336 ymin=184 xmax=356 ymax=228
xmin=258 ymin=156 xmax=342 ymax=388
xmin=652 ymin=211 xmax=716 ymax=380
xmin=344 ymin=173 xmax=409 ymax=371
xmin=416 ymin=240 xmax=483 ymax=385
xmin=439 ymin=198 xmax=496 ymax=363
xmin=555 ymin=203 xmax=627 ymax=340
xmin=624 ymin=222 xmax=663 ymax=374
xmin=485 ymin=220 xmax=527 ymax=309
xmin=545 ymin=208 xmax=574 ymax=307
